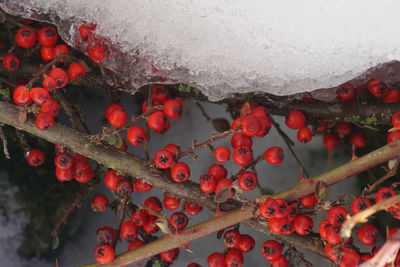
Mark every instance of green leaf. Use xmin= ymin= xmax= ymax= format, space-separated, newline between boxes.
xmin=114 ymin=136 xmax=123 ymax=148
xmin=211 ymin=118 xmax=230 ymax=133
xmin=259 ymin=187 xmax=275 ymax=195
xmin=52 ymin=236 xmax=60 ymax=250
xmin=315 ymin=181 xmax=327 ymax=200
xmin=107 ymin=134 xmax=118 ymax=145
xmin=345 ymin=194 xmax=356 ymax=204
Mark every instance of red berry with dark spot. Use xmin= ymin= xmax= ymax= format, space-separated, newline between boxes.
xmin=261 ymin=240 xmax=282 ymax=261
xmin=367 ymin=78 xmax=388 ymax=98
xmin=199 ymin=174 xmax=217 ymax=194
xmin=144 ymin=196 xmax=163 ymax=215
xmin=387 ymin=129 xmax=400 ymax=144
xmin=49 ymin=67 xmax=68 ymax=89
xmin=127 ymin=126 xmax=147 ymax=146
xmin=35 ymin=112 xmax=54 ymax=130
xmin=54 ymin=152 xmax=73 ymax=169
xmin=142 ymin=215 xmax=160 ymax=234
xmin=225 ymin=248 xmax=243 ymax=267
xmin=68 ymin=62 xmax=87 ymax=82
xmin=42 ymin=76 xmax=57 ymax=91
xmin=293 ymin=214 xmax=313 ymax=235
xmin=16 ymin=27 xmax=37 ymax=48
xmin=323 ymin=133 xmax=340 ymax=150
xmin=91 ymin=194 xmax=108 ymax=212
xmin=233 ymin=146 xmax=252 ymax=166
xmin=164 ymin=98 xmax=183 ymax=119
xmin=241 ymin=115 xmax=261 ymax=137
xmin=336 ymin=83 xmax=355 ymax=102
xmin=13 ymin=85 xmax=31 ymax=106
xmin=184 ymin=202 xmax=203 ymax=216
xmin=169 ymin=212 xmax=188 ymax=230
xmin=94 ymin=244 xmax=115 ymax=264
xmin=128 ymin=239 xmax=145 ymax=251
xmin=328 ymin=206 xmax=348 ymax=225
xmin=30 ymin=87 xmax=50 ymax=104
xmin=259 ymin=198 xmax=278 ymax=219
xmin=160 ymin=248 xmax=180 ymax=263
xmin=104 ymin=170 xmax=122 ymax=191
xmin=264 ymin=146 xmax=284 ymax=165
xmin=151 ymin=85 xmax=170 ymax=104
xmin=154 ymin=150 xmax=174 ymax=169
xmin=96 ymin=226 xmax=117 ymax=245
xmin=41 ymin=99 xmax=60 ymax=116
xmin=237 ymin=234 xmax=255 ymax=253
xmin=38 ymin=26 xmax=58 ymax=47
xmin=120 ymin=221 xmax=138 ymax=241
xmin=214 ymin=146 xmax=231 ymax=163
xmin=285 ymin=109 xmax=306 ymax=129
xmin=231 ymin=132 xmax=253 ymax=148
xmin=116 ymin=179 xmax=133 ymax=195
xmin=208 ymin=164 xmax=227 ymax=180
xmin=275 ymin=199 xmax=289 ymax=218
xmin=237 ymin=171 xmax=258 ymax=191
xmin=350 ymin=132 xmax=367 ymax=148
xmin=358 ymin=224 xmax=378 ymax=246
xmin=131 ymin=209 xmax=148 ymax=226
xmin=223 ymin=229 xmax=241 ymax=248
xmin=375 ymin=187 xmax=396 ymax=202
xmin=297 ymin=126 xmax=312 ymax=143
xmin=207 ymin=252 xmax=225 ymax=267
xmin=170 ymin=162 xmax=191 ymax=182
xmin=163 ymin=194 xmax=181 ymax=210
xmin=2 ymin=54 xmax=20 ymax=71
xmin=26 ymin=149 xmax=45 ymax=167
xmin=350 ymin=197 xmax=372 ymax=215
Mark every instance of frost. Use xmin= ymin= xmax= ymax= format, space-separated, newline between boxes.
xmin=2 ymin=1 xmax=400 ymax=100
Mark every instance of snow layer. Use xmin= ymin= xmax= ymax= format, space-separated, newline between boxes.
xmin=2 ymin=0 xmax=400 ymax=100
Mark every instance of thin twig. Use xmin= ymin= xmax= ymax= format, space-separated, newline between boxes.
xmin=231 ymin=155 xmax=263 ymax=181
xmin=115 ymin=105 xmax=163 ymax=134
xmin=14 ymin=129 xmax=30 ymax=152
xmin=0 ymin=126 xmax=10 ymax=159
xmin=196 ymin=102 xmax=211 ymax=121
xmin=363 ymin=160 xmax=399 ymax=195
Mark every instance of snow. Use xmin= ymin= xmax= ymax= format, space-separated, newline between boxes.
xmin=2 ymin=0 xmax=400 ymax=100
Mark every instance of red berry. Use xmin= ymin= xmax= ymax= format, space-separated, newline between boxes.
xmin=163 ymin=194 xmax=181 ymax=210
xmin=53 ymin=44 xmax=70 ymax=59
xmin=388 ymin=129 xmax=400 ymax=143
xmin=163 ymin=143 xmax=180 ymax=156
xmin=233 ymin=146 xmax=252 ymax=166
xmin=297 ymin=126 xmax=312 ymax=143
xmin=300 ymin=193 xmax=317 ymax=207
xmin=2 ymin=54 xmax=20 ymax=71
xmin=259 ymin=198 xmax=278 ymax=219
xmin=96 ymin=226 xmax=117 ymax=245
xmin=323 ymin=133 xmax=340 ymax=150
xmin=350 ymin=132 xmax=367 ymax=148
xmin=335 ymin=122 xmax=352 ymax=136
xmin=116 ymin=179 xmax=133 ymax=195
xmin=318 ymin=220 xmax=331 ymax=240
xmin=35 ymin=112 xmax=54 ymax=130
xmin=169 ymin=212 xmax=189 ymax=230
xmin=241 ymin=115 xmax=261 ymax=137
xmin=128 ymin=239 xmax=145 ymax=251
xmin=127 ymin=126 xmax=147 ymax=146
xmin=38 ymin=26 xmax=58 ymax=47
xmin=384 ymin=89 xmax=400 ymax=103
xmin=48 ymin=67 xmax=68 ymax=89
xmin=154 ymin=150 xmax=175 ymax=169
xmin=94 ymin=244 xmax=115 ymax=264
xmin=237 ymin=171 xmax=258 ymax=191
xmin=316 ymin=120 xmax=327 ymax=132
xmin=91 ymin=194 xmax=108 ymax=212
xmin=275 ymin=199 xmax=289 ymax=218
xmin=339 ymin=250 xmax=360 ymax=267
xmin=336 ymin=83 xmax=355 ymax=102
xmin=108 ymin=109 xmax=127 ymax=128
xmin=104 ymin=170 xmax=122 ymax=191
xmin=214 ymin=146 xmax=231 ymax=163
xmin=199 ymin=174 xmax=217 ymax=194
xmin=15 ymin=27 xmax=37 ymax=48
xmin=147 ymin=111 xmax=169 ymax=133
xmin=160 ymin=248 xmax=180 ymax=263
xmin=42 ymin=76 xmax=57 ymax=91
xmin=261 ymin=240 xmax=282 ymax=261
xmin=79 ymin=23 xmax=96 ymax=41
xmin=13 ymin=85 xmax=32 ymax=106
xmin=223 ymin=229 xmax=241 ymax=248
xmin=263 ymin=146 xmax=284 ymax=165
xmin=375 ymin=187 xmax=396 ymax=202
xmin=87 ymin=42 xmax=106 ymax=63
xmin=55 ymin=167 xmax=74 ymax=182
xmin=392 ymin=112 xmax=400 ymax=127
xmin=328 ymin=206 xmax=348 ymax=225
xmin=325 ymin=224 xmax=342 ymax=245
xmin=133 ymin=179 xmax=153 ymax=192
xmin=184 ymin=202 xmax=203 ymax=216
xmin=285 ymin=109 xmax=306 ymax=129
xmin=105 ymin=104 xmax=123 ymax=120
xmin=367 ymin=78 xmax=387 ymax=98
xmin=358 ymin=224 xmax=378 ymax=246
xmin=170 ymin=162 xmax=191 ymax=182
xmin=208 ymin=164 xmax=227 ymax=180
xmin=26 ymin=149 xmax=45 ymax=167
xmin=287 ymin=202 xmax=299 ymax=221
xmin=68 ymin=62 xmax=87 ymax=82
xmin=237 ymin=234 xmax=255 ymax=253
xmin=120 ymin=221 xmax=138 ymax=241
xmin=271 ymin=255 xmax=288 ymax=267
xmin=142 ymin=215 xmax=160 ymax=234
xmin=144 ymin=196 xmax=163 ymax=215
xmin=54 ymin=152 xmax=73 ymax=169
xmin=215 ymin=178 xmax=234 ymax=199
xmin=360 ymin=253 xmax=373 ymax=263
xmin=41 ymin=99 xmax=60 ymax=116
xmin=131 ymin=209 xmax=149 ymax=226
xmin=207 ymin=252 xmax=225 ymax=267
xmin=30 ymin=87 xmax=50 ymax=104
xmin=293 ymin=214 xmax=313 ymax=235
xmin=151 ymin=85 xmax=170 ymax=104
xmin=350 ymin=197 xmax=372 ymax=214
xmin=40 ymin=46 xmax=55 ymax=61
xmin=231 ymin=132 xmax=252 ymax=148
xmin=225 ymin=248 xmax=243 ymax=267
xmin=324 ymin=243 xmax=338 ymax=261
xmin=164 ymin=98 xmax=183 ymax=119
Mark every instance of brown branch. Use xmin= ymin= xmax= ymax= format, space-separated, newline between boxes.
xmin=0 ymin=126 xmax=10 ymax=159
xmin=363 ymin=159 xmax=399 ymax=195
xmin=341 ymin=194 xmax=400 ymax=241
xmin=0 ymin=101 xmax=400 ymax=265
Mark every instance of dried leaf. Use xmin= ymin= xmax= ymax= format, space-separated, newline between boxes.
xmin=52 ymin=236 xmax=60 ymax=250
xmin=106 ymin=134 xmax=118 ymax=145
xmin=214 ymin=187 xmax=233 ymax=203
xmin=388 ymin=158 xmax=399 ymax=170
xmin=259 ymin=187 xmax=275 ymax=196
xmin=211 ymin=118 xmax=230 ymax=133
xmin=315 ymin=181 xmax=327 ymax=200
